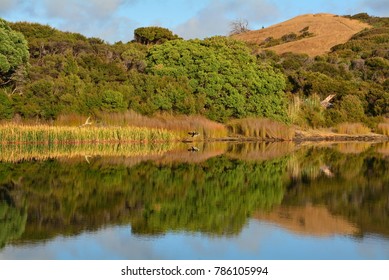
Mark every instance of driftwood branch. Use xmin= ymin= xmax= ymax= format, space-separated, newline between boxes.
xmin=84 ymin=155 xmax=92 ymax=164
xmin=320 ymin=94 xmax=336 ymax=108
xmin=320 ymin=165 xmax=334 ymax=177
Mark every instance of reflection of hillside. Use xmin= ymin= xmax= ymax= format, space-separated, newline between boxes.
xmin=254 ymin=205 xmax=357 ymax=237
xmin=284 ymin=144 xmax=389 ymax=237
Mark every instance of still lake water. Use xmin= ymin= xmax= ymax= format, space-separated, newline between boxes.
xmin=0 ymin=141 xmax=388 ymax=259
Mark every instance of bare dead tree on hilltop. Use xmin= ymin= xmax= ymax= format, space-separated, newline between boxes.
xmin=229 ymin=19 xmax=250 ymax=35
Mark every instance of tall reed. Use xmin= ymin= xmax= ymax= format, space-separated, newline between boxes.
xmin=0 ymin=124 xmax=179 ymax=144
xmin=55 ymin=111 xmax=228 ymax=140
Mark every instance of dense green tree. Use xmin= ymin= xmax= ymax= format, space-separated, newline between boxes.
xmin=0 ymin=90 xmax=14 ymax=119
xmin=121 ymin=43 xmax=147 ymax=72
xmin=147 ymin=37 xmax=288 ymax=122
xmin=100 ymin=90 xmax=126 ymax=112
xmin=0 ymin=19 xmax=29 ymax=84
xmin=339 ymin=94 xmax=366 ymax=122
xmin=134 ymin=27 xmax=180 ymax=45
xmin=13 ymin=79 xmax=63 ymax=119
xmin=365 ymin=88 xmax=389 ymax=117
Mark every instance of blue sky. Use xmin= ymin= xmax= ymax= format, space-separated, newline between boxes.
xmin=2 ymin=221 xmax=389 ymax=259
xmin=0 ymin=0 xmax=388 ymax=43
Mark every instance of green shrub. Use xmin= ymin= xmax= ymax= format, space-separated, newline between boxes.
xmin=340 ymin=95 xmax=366 ymax=122
xmin=300 ymin=94 xmax=326 ymax=128
xmin=147 ymin=37 xmax=289 ymax=122
xmin=0 ymin=90 xmax=14 ymax=119
xmin=101 ymin=90 xmax=126 ymax=113
xmin=0 ymin=18 xmax=29 ymax=81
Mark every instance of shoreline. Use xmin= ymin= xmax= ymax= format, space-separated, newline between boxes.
xmin=0 ymin=124 xmax=388 ymax=145
xmin=1 ymin=134 xmax=388 ymax=145
xmin=185 ymin=134 xmax=389 ymax=143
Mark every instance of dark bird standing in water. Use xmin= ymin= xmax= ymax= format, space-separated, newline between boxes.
xmin=188 ymin=146 xmax=200 ymax=152
xmin=188 ymin=131 xmax=200 ymax=137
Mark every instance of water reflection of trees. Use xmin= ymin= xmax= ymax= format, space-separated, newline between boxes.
xmin=130 ymin=156 xmax=286 ymax=235
xmin=0 ymin=184 xmax=27 ymax=248
xmin=284 ymin=143 xmax=389 ymax=237
xmin=0 ymin=155 xmax=287 ymax=244
xmin=0 ymin=141 xmax=388 ymax=247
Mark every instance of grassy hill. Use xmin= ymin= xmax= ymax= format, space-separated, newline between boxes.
xmin=233 ymin=13 xmax=371 ymax=56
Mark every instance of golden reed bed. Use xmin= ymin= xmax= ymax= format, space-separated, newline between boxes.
xmin=0 ymin=125 xmax=179 ymax=144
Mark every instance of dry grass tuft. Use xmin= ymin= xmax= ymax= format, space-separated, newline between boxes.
xmin=377 ymin=119 xmax=389 ymax=136
xmin=335 ymin=122 xmax=371 ymax=135
xmin=227 ymin=118 xmax=295 ymax=140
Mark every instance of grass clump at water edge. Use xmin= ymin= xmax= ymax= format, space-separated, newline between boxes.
xmin=335 ymin=123 xmax=371 ymax=135
xmin=377 ymin=119 xmax=389 ymax=136
xmin=227 ymin=118 xmax=295 ymax=141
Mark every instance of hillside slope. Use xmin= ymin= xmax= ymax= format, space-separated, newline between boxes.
xmin=233 ymin=13 xmax=371 ymax=56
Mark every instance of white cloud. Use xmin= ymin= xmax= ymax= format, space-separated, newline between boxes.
xmin=0 ymin=0 xmax=138 ymax=43
xmin=41 ymin=0 xmax=130 ymax=20
xmin=360 ymin=0 xmax=389 ymax=16
xmin=0 ymin=0 xmax=21 ymax=14
xmin=35 ymin=0 xmax=137 ymax=42
xmin=174 ymin=0 xmax=279 ymax=39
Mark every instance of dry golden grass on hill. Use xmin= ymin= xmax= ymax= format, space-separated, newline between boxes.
xmin=233 ymin=13 xmax=371 ymax=56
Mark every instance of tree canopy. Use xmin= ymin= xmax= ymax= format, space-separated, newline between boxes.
xmin=134 ymin=26 xmax=180 ymax=45
xmin=0 ymin=19 xmax=29 ymax=83
xmin=147 ymin=37 xmax=288 ymax=122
